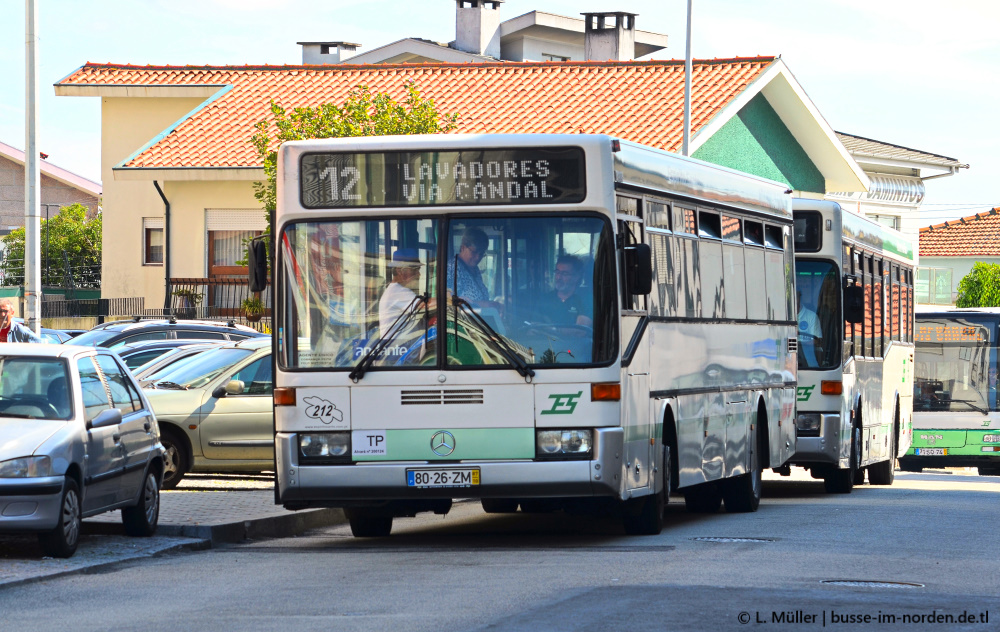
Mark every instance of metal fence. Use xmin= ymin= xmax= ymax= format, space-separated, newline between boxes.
xmin=0 ymin=254 xmax=101 ymax=289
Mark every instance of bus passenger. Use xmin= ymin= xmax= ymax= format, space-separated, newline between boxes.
xmin=537 ymin=255 xmax=593 ymax=327
xmin=446 ymin=227 xmax=500 ymax=310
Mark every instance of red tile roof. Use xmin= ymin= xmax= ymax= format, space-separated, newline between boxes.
xmin=920 ymin=208 xmax=1000 ymax=257
xmin=57 ymin=58 xmax=776 ymax=170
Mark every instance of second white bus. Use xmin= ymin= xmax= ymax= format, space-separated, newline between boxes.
xmin=789 ymin=200 xmax=915 ymax=492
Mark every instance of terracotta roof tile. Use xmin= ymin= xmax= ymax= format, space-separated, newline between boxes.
xmin=919 ymin=208 xmax=1000 ymax=257
xmin=58 ymin=58 xmax=776 ymax=170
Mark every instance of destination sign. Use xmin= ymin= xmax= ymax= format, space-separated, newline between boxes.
xmin=915 ymin=324 xmax=990 ymax=344
xmin=300 ymin=147 xmax=585 ymax=208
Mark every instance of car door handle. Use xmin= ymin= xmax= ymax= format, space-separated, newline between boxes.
xmin=144 ymin=421 xmax=151 ymax=432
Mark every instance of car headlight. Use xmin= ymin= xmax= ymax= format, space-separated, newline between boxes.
xmin=536 ymin=429 xmax=592 ymax=459
xmin=298 ymin=433 xmax=351 ymax=463
xmin=795 ymin=413 xmax=822 ymax=436
xmin=0 ymin=456 xmax=52 ymax=478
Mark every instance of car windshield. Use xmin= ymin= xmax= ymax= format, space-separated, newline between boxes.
xmin=147 ymin=347 xmax=254 ymax=389
xmin=279 ymin=215 xmax=617 ymax=370
xmin=68 ymin=328 xmax=118 ymax=347
xmin=0 ymin=356 xmax=72 ymax=420
xmin=794 ymin=259 xmax=842 ymax=370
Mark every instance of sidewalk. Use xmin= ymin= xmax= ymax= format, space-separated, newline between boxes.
xmin=0 ymin=479 xmax=347 ymax=588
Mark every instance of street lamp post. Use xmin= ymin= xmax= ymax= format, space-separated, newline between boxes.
xmin=41 ymin=203 xmax=59 ymax=286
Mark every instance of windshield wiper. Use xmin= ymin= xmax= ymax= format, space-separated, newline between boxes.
xmin=951 ymin=398 xmax=990 ymax=415
xmin=453 ymin=298 xmax=535 ymax=381
xmin=349 ymin=294 xmax=429 ymax=383
xmin=154 ymin=381 xmax=189 ymax=390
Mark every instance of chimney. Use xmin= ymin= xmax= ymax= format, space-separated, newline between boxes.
xmin=454 ymin=0 xmax=503 ymax=58
xmin=582 ymin=12 xmax=637 ymax=61
xmin=298 ymin=41 xmax=361 ymax=65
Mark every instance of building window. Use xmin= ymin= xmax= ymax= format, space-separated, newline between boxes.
xmin=542 ymin=53 xmax=570 ymax=62
xmin=868 ymin=214 xmax=901 ymax=231
xmin=143 ymin=218 xmax=163 ymax=265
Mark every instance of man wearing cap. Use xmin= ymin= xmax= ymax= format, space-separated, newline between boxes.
xmin=379 ymin=248 xmax=434 ymax=338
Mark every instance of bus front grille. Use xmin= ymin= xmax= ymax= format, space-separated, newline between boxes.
xmin=401 ymin=389 xmax=485 ymax=405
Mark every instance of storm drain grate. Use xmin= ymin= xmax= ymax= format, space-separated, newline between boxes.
xmin=692 ymin=537 xmax=774 ymax=543
xmin=821 ymin=580 xmax=924 ymax=589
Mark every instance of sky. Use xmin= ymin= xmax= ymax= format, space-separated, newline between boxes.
xmin=0 ymin=0 xmax=997 ymax=225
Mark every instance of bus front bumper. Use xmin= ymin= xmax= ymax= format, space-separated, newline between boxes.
xmin=275 ymin=428 xmax=625 ymax=508
xmin=788 ymin=413 xmax=847 ymax=468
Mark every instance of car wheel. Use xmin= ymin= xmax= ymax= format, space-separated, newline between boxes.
xmin=38 ymin=478 xmax=81 ymax=558
xmin=160 ymin=429 xmax=188 ymax=490
xmin=122 ymin=470 xmax=160 ymax=537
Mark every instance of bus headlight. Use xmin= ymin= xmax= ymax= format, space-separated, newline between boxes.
xmin=298 ymin=433 xmax=351 ymax=463
xmin=795 ymin=414 xmax=822 ymax=437
xmin=536 ymin=429 xmax=592 ymax=459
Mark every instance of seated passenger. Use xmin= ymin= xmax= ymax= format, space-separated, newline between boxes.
xmin=378 ymin=248 xmax=435 ymax=339
xmin=536 ymin=255 xmax=593 ymax=327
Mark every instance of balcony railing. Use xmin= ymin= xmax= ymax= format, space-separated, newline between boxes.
xmin=168 ymin=277 xmax=271 ymax=330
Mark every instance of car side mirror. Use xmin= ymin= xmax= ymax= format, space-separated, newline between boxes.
xmin=88 ymin=408 xmax=123 ymax=430
xmin=214 ymin=380 xmax=245 ymax=398
xmin=624 ymin=243 xmax=653 ymax=296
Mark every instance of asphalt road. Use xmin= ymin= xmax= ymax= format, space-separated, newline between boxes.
xmin=1 ymin=469 xmax=996 ymax=632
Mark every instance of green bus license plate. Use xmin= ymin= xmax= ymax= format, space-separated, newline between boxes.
xmin=915 ymin=448 xmax=947 ymax=456
xmin=407 ymin=468 xmax=480 ymax=488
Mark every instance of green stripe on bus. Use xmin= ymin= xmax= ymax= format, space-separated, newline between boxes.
xmin=355 ymin=428 xmax=535 ymax=461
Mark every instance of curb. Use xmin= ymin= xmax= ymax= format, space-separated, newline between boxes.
xmin=85 ymin=507 xmax=348 ymax=545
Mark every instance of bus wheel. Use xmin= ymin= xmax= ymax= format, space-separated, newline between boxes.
xmin=623 ymin=446 xmax=670 ymax=535
xmin=978 ymin=467 xmax=1000 ymax=477
xmin=684 ymin=482 xmax=722 ymax=513
xmin=869 ymin=420 xmax=897 ymax=486
xmin=481 ymin=499 xmax=519 ymax=513
xmin=723 ymin=421 xmax=763 ymax=513
xmin=824 ymin=424 xmax=861 ymax=494
xmin=345 ymin=509 xmax=393 ymax=537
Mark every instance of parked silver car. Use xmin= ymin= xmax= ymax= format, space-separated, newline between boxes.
xmin=143 ymin=337 xmax=272 ymax=489
xmin=0 ymin=344 xmax=164 ymax=558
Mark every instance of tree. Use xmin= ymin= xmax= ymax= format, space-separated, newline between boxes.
xmin=250 ymin=82 xmax=458 ymax=226
xmin=0 ymin=203 xmax=102 ymax=288
xmin=955 ymin=262 xmax=1000 ymax=307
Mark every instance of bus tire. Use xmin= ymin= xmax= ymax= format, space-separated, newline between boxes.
xmin=345 ymin=509 xmax=393 ymax=537
xmin=869 ymin=415 xmax=897 ymax=486
xmin=977 ymin=467 xmax=1000 ymax=477
xmin=623 ymin=446 xmax=670 ymax=535
xmin=722 ymin=415 xmax=764 ymax=513
xmin=684 ymin=482 xmax=722 ymax=513
xmin=824 ymin=424 xmax=861 ymax=494
xmin=481 ymin=499 xmax=519 ymax=513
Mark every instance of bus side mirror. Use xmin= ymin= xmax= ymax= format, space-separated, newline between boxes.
xmin=248 ymin=238 xmax=268 ymax=293
xmin=844 ymin=284 xmax=864 ymax=324
xmin=625 ymin=243 xmax=653 ymax=296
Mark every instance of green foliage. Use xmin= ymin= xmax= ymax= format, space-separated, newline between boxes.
xmin=0 ymin=203 xmax=101 ymax=287
xmin=956 ymin=262 xmax=1000 ymax=307
xmin=250 ymin=82 xmax=458 ymax=229
xmin=241 ymin=295 xmax=265 ymax=315
xmin=172 ymin=288 xmax=204 ymax=305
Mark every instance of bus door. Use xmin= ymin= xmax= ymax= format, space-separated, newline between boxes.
xmin=618 ymin=202 xmax=652 ymax=492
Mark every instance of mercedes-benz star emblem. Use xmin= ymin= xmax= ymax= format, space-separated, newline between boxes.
xmin=430 ymin=431 xmax=456 ymax=457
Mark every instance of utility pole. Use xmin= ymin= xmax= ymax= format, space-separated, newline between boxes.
xmin=24 ymin=0 xmax=42 ymax=333
xmin=681 ymin=0 xmax=693 ymax=157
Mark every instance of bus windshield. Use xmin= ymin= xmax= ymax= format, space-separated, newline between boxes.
xmin=794 ymin=259 xmax=841 ymax=370
xmin=280 ymin=215 xmax=617 ymax=370
xmin=914 ymin=317 xmax=997 ymax=413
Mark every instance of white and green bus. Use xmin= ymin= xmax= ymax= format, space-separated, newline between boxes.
xmin=789 ymin=200 xmax=915 ymax=492
xmin=263 ymin=134 xmax=797 ymax=537
xmin=903 ymin=308 xmax=1000 ymax=476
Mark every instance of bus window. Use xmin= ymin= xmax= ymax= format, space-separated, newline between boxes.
xmin=744 ymin=220 xmax=764 ymax=247
xmin=722 ymin=215 xmax=742 ymax=242
xmin=646 ymin=201 xmax=671 ymax=231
